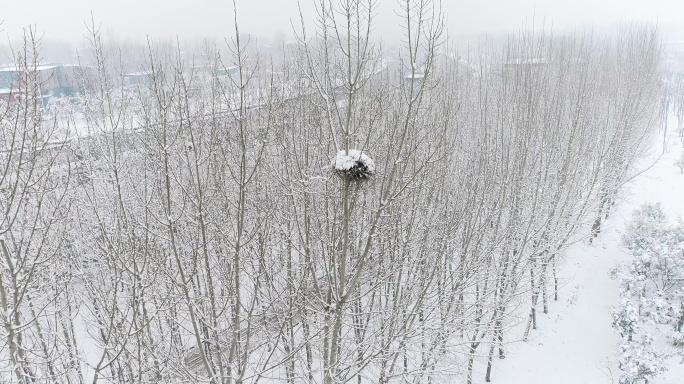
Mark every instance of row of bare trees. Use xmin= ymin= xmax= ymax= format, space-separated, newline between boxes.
xmin=0 ymin=1 xmax=664 ymax=383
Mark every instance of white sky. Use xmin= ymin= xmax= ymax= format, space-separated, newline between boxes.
xmin=2 ymin=0 xmax=683 ymax=43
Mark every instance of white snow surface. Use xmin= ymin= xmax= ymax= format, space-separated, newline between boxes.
xmin=332 ymin=149 xmax=376 ymax=173
xmin=476 ymin=122 xmax=684 ymax=384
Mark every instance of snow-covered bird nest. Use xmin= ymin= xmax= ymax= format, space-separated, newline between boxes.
xmin=331 ymin=149 xmax=376 ymax=181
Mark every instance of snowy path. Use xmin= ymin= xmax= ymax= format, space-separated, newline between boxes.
xmin=476 ymin=127 xmax=684 ymax=384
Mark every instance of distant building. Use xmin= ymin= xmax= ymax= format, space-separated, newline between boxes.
xmin=0 ymin=88 xmax=17 ymax=103
xmin=0 ymin=63 xmax=94 ymax=102
xmin=216 ymin=66 xmax=239 ymax=78
xmin=403 ymin=68 xmax=426 ymax=88
xmin=123 ymin=71 xmax=154 ymax=86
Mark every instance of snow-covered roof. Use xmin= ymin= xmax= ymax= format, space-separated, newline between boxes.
xmin=0 ymin=63 xmax=80 ymax=72
xmin=504 ymin=58 xmax=549 ymax=66
xmin=404 ymin=72 xmax=426 ymax=80
xmin=123 ymin=71 xmax=154 ymax=77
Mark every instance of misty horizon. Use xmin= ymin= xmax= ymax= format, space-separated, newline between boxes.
xmin=2 ymin=0 xmax=684 ymax=47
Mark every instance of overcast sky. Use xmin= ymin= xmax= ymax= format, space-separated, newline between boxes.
xmin=2 ymin=0 xmax=684 ymax=44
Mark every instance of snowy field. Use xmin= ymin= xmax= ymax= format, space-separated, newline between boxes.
xmin=477 ymin=120 xmax=684 ymax=384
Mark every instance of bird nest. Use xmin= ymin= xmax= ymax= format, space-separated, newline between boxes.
xmin=331 ymin=149 xmax=376 ymax=181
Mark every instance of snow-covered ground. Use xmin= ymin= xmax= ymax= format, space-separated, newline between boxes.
xmin=477 ymin=121 xmax=684 ymax=384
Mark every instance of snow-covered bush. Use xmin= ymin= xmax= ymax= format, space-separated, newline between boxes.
xmin=613 ymin=300 xmax=640 ymax=341
xmin=673 ymin=330 xmax=684 ymax=347
xmin=613 ymin=203 xmax=684 ymax=382
xmin=618 ymin=335 xmax=667 ymax=384
xmin=331 ymin=149 xmax=376 ymax=181
xmin=622 ymin=203 xmax=669 ymax=256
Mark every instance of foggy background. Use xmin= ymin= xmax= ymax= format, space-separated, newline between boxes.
xmin=3 ymin=0 xmax=684 ymax=45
